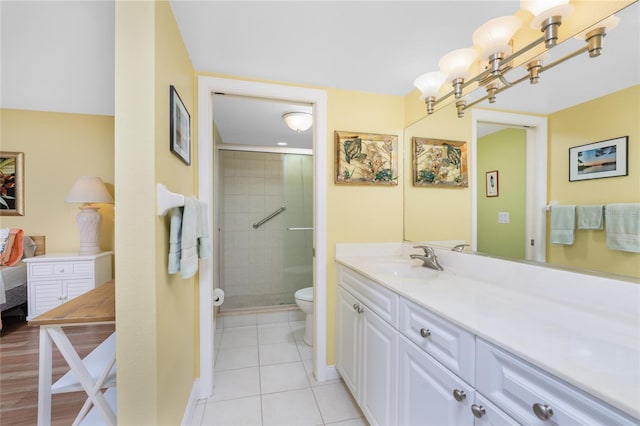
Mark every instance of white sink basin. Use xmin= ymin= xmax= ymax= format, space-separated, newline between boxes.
xmin=355 ymin=257 xmax=447 ymax=280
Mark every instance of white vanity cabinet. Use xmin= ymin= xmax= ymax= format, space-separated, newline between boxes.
xmin=336 ymin=267 xmax=399 ymax=426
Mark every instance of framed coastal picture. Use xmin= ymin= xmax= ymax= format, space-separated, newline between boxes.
xmin=486 ymin=170 xmax=499 ymax=197
xmin=170 ymin=85 xmax=191 ymax=165
xmin=335 ymin=131 xmax=398 ymax=185
xmin=0 ymin=151 xmax=24 ymax=216
xmin=412 ymin=137 xmax=468 ymax=187
xmin=569 ymin=136 xmax=628 ymax=181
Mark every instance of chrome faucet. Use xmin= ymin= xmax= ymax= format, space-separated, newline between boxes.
xmin=451 ymin=243 xmax=470 ymax=253
xmin=410 ymin=245 xmax=444 ymax=271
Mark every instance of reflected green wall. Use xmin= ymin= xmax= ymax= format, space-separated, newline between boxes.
xmin=476 ymin=128 xmax=527 ymax=259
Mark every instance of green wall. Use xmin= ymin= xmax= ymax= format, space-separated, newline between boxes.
xmin=477 ymin=128 xmax=527 ymax=259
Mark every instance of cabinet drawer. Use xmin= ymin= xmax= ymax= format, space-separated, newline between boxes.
xmin=339 ymin=266 xmax=399 ymax=327
xmin=30 ymin=261 xmax=93 ymax=278
xmin=476 ymin=339 xmax=637 ymax=425
xmin=399 ymin=297 xmax=475 ymax=385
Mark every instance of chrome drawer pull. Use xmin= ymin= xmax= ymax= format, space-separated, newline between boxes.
xmin=420 ymin=328 xmax=431 ymax=338
xmin=471 ymin=404 xmax=486 ymax=418
xmin=533 ymin=403 xmax=554 ymax=420
xmin=452 ymin=389 xmax=466 ymax=402
xmin=353 ymin=303 xmax=358 ymax=310
xmin=357 ymin=306 xmax=364 ymax=314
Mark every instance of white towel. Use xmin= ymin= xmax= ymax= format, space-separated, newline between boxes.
xmin=180 ymin=197 xmax=199 ymax=279
xmin=168 ymin=207 xmax=182 ymax=274
xmin=577 ymin=205 xmax=604 ymax=230
xmin=605 ymin=203 xmax=640 ymax=252
xmin=550 ymin=205 xmax=576 ymax=245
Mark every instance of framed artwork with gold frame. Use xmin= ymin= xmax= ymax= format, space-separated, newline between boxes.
xmin=412 ymin=137 xmax=468 ymax=187
xmin=0 ymin=151 xmax=24 ymax=216
xmin=335 ymin=131 xmax=398 ymax=185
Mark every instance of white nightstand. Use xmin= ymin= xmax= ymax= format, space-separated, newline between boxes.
xmin=23 ymin=252 xmax=113 ymax=320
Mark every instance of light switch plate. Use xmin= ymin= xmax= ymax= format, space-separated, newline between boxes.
xmin=498 ymin=212 xmax=510 ymax=224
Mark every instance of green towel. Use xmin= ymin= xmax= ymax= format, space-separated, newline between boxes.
xmin=550 ymin=205 xmax=576 ymax=245
xmin=605 ymin=203 xmax=640 ymax=252
xmin=577 ymin=205 xmax=603 ymax=230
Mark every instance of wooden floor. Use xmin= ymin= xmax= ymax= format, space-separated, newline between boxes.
xmin=0 ymin=316 xmax=116 ymax=425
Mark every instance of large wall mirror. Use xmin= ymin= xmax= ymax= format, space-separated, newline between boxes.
xmin=403 ymin=2 xmax=639 ymax=279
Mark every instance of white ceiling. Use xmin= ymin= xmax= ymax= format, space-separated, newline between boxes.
xmin=1 ymin=1 xmax=638 ymax=148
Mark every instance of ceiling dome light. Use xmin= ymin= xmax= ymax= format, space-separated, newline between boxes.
xmin=283 ymin=112 xmax=312 ymax=133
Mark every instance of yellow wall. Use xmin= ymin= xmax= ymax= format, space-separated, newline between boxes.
xmin=403 ymin=102 xmax=472 ymax=242
xmin=115 ymin=1 xmax=196 ymax=424
xmin=0 ymin=109 xmax=114 ymax=252
xmin=325 ymin=89 xmax=405 ymax=363
xmin=547 ymin=85 xmax=640 ymax=277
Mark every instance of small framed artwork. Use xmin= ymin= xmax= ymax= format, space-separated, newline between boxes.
xmin=335 ymin=131 xmax=398 ymax=185
xmin=170 ymin=85 xmax=191 ymax=165
xmin=486 ymin=170 xmax=499 ymax=197
xmin=0 ymin=151 xmax=25 ymax=216
xmin=413 ymin=137 xmax=468 ymax=187
xmin=569 ymin=136 xmax=628 ymax=181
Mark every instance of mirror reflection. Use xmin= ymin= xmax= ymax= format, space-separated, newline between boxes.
xmin=404 ymin=2 xmax=639 ymax=279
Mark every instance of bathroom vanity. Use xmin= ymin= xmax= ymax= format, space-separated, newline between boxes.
xmin=335 ymin=243 xmax=640 ymax=426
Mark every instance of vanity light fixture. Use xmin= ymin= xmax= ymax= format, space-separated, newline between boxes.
xmin=65 ymin=176 xmax=113 ymax=255
xmin=282 ymin=112 xmax=312 ymax=133
xmin=414 ymin=0 xmax=620 ymax=118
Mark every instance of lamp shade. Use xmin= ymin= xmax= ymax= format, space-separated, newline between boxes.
xmin=65 ymin=176 xmax=113 ymax=204
xmin=438 ymin=48 xmax=478 ymax=80
xmin=574 ymin=14 xmax=620 ymax=40
xmin=473 ymin=16 xmax=522 ymax=59
xmin=283 ymin=112 xmax=312 ymax=132
xmin=413 ymin=71 xmax=448 ymax=100
xmin=521 ymin=0 xmax=573 ymax=28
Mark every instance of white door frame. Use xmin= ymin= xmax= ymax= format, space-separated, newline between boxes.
xmin=197 ymin=76 xmax=328 ymax=398
xmin=470 ymin=109 xmax=548 ymax=262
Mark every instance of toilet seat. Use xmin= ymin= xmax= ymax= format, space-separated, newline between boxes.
xmin=295 ymin=287 xmax=313 ymax=302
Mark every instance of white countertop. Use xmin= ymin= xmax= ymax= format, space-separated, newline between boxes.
xmin=335 ymin=243 xmax=640 ymax=420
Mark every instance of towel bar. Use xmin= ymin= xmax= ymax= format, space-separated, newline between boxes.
xmin=157 ymin=184 xmax=185 ymax=216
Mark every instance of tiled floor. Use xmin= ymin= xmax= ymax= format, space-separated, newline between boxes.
xmin=188 ymin=310 xmax=367 ymax=426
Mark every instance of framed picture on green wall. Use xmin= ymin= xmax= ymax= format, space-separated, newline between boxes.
xmin=486 ymin=170 xmax=499 ymax=197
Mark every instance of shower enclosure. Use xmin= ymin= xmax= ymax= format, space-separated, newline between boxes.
xmin=218 ymin=150 xmax=313 ymax=312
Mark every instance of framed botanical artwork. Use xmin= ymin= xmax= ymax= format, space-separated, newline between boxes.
xmin=170 ymin=85 xmax=191 ymax=165
xmin=0 ymin=151 xmax=24 ymax=216
xmin=413 ymin=137 xmax=468 ymax=187
xmin=569 ymin=136 xmax=628 ymax=181
xmin=335 ymin=131 xmax=398 ymax=185
xmin=486 ymin=170 xmax=499 ymax=197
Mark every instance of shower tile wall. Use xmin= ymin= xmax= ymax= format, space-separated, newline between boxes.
xmin=220 ymin=151 xmax=312 ymax=311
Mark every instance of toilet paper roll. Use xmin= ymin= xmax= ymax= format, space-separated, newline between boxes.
xmin=212 ymin=288 xmax=225 ymax=306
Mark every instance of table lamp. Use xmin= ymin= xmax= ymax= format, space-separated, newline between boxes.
xmin=65 ymin=176 xmax=114 ymax=255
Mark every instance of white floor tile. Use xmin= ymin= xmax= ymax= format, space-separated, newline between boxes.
xmin=260 ymin=361 xmax=309 ymax=394
xmin=302 ymin=358 xmax=343 ymax=388
xmin=297 ymin=340 xmax=313 ymax=360
xmin=290 ymin=321 xmax=306 ymax=342
xmin=223 ymin=313 xmax=257 ymax=328
xmin=326 ymin=417 xmax=369 ymax=426
xmin=257 ymin=311 xmax=290 ymax=324
xmin=200 ymin=396 xmax=262 ymax=426
xmin=313 ymin=382 xmax=362 ymax=424
xmin=216 ymin=346 xmax=259 ymax=370
xmin=262 ymin=388 xmax=323 ymax=426
xmin=257 ymin=323 xmax=295 ymax=345
xmin=220 ymin=325 xmax=258 ymax=349
xmin=212 ymin=367 xmax=260 ymax=401
xmin=186 ymin=400 xmax=206 ymax=426
xmin=259 ymin=341 xmax=301 ymax=365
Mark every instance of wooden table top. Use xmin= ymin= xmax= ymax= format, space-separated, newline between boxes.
xmin=29 ymin=281 xmax=115 ymax=326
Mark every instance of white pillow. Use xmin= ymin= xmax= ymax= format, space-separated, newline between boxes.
xmin=23 ymin=236 xmax=37 ymax=258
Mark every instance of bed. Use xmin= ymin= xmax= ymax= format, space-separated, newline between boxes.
xmin=0 ymin=235 xmax=45 ymax=319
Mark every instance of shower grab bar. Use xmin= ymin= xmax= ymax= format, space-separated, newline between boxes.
xmin=253 ymin=206 xmax=286 ymax=229
xmin=287 ymin=227 xmax=313 ymax=231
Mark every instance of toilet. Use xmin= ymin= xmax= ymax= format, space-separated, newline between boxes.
xmin=294 ymin=287 xmax=314 ymax=346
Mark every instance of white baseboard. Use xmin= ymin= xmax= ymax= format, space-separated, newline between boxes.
xmin=325 ymin=364 xmax=341 ymax=381
xmin=181 ymin=379 xmax=201 ymax=426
